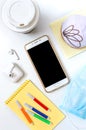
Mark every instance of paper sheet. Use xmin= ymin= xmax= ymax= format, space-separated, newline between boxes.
xmin=50 ymin=10 xmax=86 ymax=58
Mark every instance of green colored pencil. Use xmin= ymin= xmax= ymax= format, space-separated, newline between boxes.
xmin=26 ymin=110 xmax=51 ymax=125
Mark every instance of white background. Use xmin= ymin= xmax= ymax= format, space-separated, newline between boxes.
xmin=0 ymin=0 xmax=86 ymax=130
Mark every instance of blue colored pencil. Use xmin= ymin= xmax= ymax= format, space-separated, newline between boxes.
xmin=24 ymin=103 xmax=49 ymax=119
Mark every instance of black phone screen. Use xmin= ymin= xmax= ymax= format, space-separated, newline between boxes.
xmin=27 ymin=40 xmax=66 ymax=88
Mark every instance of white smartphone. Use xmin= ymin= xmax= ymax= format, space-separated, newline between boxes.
xmin=25 ymin=35 xmax=69 ymax=92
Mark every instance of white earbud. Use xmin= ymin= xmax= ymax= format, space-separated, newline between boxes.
xmin=8 ymin=49 xmax=20 ymax=60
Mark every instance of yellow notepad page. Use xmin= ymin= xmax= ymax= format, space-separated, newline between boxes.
xmin=50 ymin=10 xmax=86 ymax=58
xmin=5 ymin=80 xmax=65 ymax=130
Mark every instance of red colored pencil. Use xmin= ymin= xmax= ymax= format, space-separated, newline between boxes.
xmin=27 ymin=93 xmax=50 ymax=111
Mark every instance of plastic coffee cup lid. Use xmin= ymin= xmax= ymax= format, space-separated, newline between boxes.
xmin=8 ymin=0 xmax=36 ymax=28
xmin=2 ymin=0 xmax=39 ymax=33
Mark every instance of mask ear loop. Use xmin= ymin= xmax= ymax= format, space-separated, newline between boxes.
xmin=66 ymin=112 xmax=86 ymax=130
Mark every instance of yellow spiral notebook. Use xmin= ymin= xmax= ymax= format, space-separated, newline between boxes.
xmin=5 ymin=80 xmax=65 ymax=130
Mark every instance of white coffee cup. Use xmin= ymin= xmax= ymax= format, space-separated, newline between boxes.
xmin=2 ymin=0 xmax=40 ymax=33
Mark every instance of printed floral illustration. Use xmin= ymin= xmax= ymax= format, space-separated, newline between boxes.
xmin=62 ymin=25 xmax=83 ymax=48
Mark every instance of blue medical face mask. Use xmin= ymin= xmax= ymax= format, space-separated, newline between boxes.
xmin=60 ymin=66 xmax=86 ymax=119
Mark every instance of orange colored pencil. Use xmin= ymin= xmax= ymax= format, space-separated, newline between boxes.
xmin=16 ymin=100 xmax=33 ymax=124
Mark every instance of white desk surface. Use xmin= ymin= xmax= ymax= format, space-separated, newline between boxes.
xmin=0 ymin=0 xmax=86 ymax=130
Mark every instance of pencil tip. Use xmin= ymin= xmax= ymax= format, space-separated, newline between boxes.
xmin=24 ymin=102 xmax=27 ymax=106
xmin=48 ymin=109 xmax=51 ymax=112
xmin=27 ymin=93 xmax=34 ymax=99
xmin=16 ymin=100 xmax=22 ymax=108
xmin=16 ymin=100 xmax=19 ymax=105
xmin=50 ymin=122 xmax=53 ymax=125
